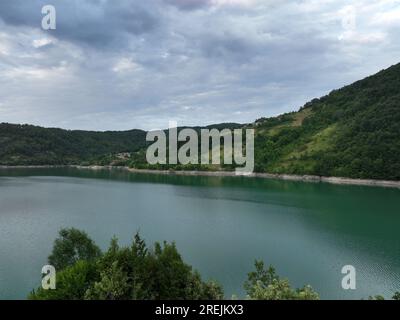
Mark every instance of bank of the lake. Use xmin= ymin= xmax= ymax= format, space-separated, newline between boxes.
xmin=1 ymin=165 xmax=400 ymax=189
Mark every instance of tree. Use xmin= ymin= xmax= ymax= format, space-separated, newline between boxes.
xmin=28 ymin=260 xmax=99 ymax=300
xmin=244 ymin=260 xmax=277 ymax=297
xmin=29 ymin=230 xmax=326 ymax=301
xmin=89 ymin=237 xmax=224 ymax=300
xmin=30 ymin=229 xmax=224 ymax=300
xmin=85 ymin=261 xmax=131 ymax=300
xmin=368 ymin=295 xmax=385 ymax=300
xmin=367 ymin=292 xmax=400 ymax=300
xmin=185 ymin=271 xmax=224 ymax=300
xmin=244 ymin=260 xmax=319 ymax=300
xmin=48 ymin=228 xmax=102 ymax=270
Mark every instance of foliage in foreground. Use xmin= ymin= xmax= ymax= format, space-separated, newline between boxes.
xmin=29 ymin=228 xmax=223 ymax=300
xmin=368 ymin=292 xmax=400 ymax=301
xmin=48 ymin=228 xmax=102 ymax=270
xmin=30 ymin=228 xmax=399 ymax=300
xmin=244 ymin=260 xmax=319 ymax=300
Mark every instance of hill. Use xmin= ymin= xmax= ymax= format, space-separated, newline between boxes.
xmin=0 ymin=124 xmax=147 ymax=165
xmin=253 ymin=63 xmax=400 ymax=180
xmin=1 ymin=63 xmax=400 ymax=180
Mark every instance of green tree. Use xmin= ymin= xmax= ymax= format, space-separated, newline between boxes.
xmin=28 ymin=260 xmax=99 ymax=300
xmin=244 ymin=260 xmax=277 ymax=297
xmin=84 ymin=261 xmax=131 ymax=300
xmin=244 ymin=260 xmax=319 ymax=300
xmin=48 ymin=228 xmax=102 ymax=270
xmin=185 ymin=271 xmax=224 ymax=300
xmin=368 ymin=295 xmax=385 ymax=300
xmin=30 ymin=229 xmax=224 ymax=300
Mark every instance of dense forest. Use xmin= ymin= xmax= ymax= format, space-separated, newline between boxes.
xmin=1 ymin=63 xmax=400 ymax=180
xmin=0 ymin=124 xmax=147 ymax=165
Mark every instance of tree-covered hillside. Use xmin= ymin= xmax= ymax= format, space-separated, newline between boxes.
xmin=254 ymin=63 xmax=400 ymax=180
xmin=1 ymin=63 xmax=400 ymax=180
xmin=0 ymin=124 xmax=147 ymax=165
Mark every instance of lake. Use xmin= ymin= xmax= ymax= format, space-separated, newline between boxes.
xmin=0 ymin=167 xmax=399 ymax=299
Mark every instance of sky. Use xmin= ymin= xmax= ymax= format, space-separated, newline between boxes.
xmin=0 ymin=0 xmax=399 ymax=131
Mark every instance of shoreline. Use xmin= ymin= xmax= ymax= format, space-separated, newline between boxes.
xmin=1 ymin=164 xmax=400 ymax=189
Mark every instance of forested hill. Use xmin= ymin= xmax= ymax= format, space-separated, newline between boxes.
xmin=0 ymin=124 xmax=147 ymax=165
xmin=1 ymin=63 xmax=400 ymax=180
xmin=254 ymin=62 xmax=400 ymax=180
xmin=0 ymin=122 xmax=241 ymax=166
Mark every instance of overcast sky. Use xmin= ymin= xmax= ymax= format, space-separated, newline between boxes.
xmin=0 ymin=0 xmax=399 ymax=131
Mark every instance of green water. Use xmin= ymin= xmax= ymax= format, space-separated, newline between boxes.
xmin=0 ymin=167 xmax=399 ymax=300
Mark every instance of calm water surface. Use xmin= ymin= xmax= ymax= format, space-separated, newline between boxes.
xmin=0 ymin=168 xmax=399 ymax=299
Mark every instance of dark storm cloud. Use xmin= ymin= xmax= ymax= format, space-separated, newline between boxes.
xmin=199 ymin=32 xmax=253 ymax=64
xmin=0 ymin=0 xmax=159 ymax=48
xmin=163 ymin=0 xmax=212 ymax=11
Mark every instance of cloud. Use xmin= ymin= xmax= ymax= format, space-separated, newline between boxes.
xmin=372 ymin=8 xmax=400 ymax=27
xmin=0 ymin=0 xmax=399 ymax=130
xmin=0 ymin=0 xmax=160 ymax=49
xmin=164 ymin=0 xmax=256 ymax=10
xmin=112 ymin=58 xmax=140 ymax=73
xmin=164 ymin=0 xmax=212 ymax=11
xmin=32 ymin=37 xmax=54 ymax=48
